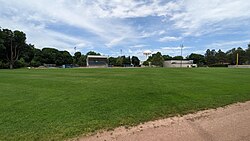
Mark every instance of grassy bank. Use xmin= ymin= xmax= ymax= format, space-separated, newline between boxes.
xmin=0 ymin=68 xmax=249 ymax=140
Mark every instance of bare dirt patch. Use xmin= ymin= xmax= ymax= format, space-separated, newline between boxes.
xmin=75 ymin=101 xmax=250 ymax=141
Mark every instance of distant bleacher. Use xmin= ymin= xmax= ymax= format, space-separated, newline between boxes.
xmin=86 ymin=55 xmax=108 ymax=68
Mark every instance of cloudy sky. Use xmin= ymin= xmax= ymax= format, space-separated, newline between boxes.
xmin=0 ymin=0 xmax=250 ymax=60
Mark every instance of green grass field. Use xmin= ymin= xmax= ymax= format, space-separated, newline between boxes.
xmin=0 ymin=68 xmax=250 ymax=140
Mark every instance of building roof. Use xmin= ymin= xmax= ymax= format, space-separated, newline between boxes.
xmin=87 ymin=55 xmax=108 ymax=59
xmin=164 ymin=60 xmax=194 ymax=64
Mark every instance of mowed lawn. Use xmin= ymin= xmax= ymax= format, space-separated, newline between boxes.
xmin=0 ymin=68 xmax=250 ymax=140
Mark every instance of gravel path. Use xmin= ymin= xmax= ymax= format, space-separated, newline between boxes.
xmin=76 ymin=101 xmax=250 ymax=141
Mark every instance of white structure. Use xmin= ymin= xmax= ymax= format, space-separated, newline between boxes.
xmin=143 ymin=50 xmax=152 ymax=59
xmin=86 ymin=55 xmax=108 ymax=68
xmin=163 ymin=60 xmax=197 ymax=68
xmin=228 ymin=65 xmax=250 ymax=68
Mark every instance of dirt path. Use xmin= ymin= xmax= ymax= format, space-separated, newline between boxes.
xmin=76 ymin=101 xmax=250 ymax=141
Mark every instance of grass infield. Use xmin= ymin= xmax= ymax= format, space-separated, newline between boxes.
xmin=0 ymin=68 xmax=250 ymax=140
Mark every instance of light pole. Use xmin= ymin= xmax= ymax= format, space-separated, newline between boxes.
xmin=74 ymin=47 xmax=76 ymax=54
xmin=180 ymin=44 xmax=183 ymax=68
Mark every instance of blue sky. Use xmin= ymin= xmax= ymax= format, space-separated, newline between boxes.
xmin=0 ymin=0 xmax=250 ymax=60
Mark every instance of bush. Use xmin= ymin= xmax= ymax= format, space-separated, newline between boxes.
xmin=31 ymin=59 xmax=42 ymax=67
xmin=0 ymin=61 xmax=8 ymax=69
xmin=209 ymin=64 xmax=228 ymax=67
xmin=15 ymin=58 xmax=26 ymax=68
xmin=142 ymin=61 xmax=149 ymax=66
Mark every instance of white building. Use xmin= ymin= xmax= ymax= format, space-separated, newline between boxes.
xmin=163 ymin=60 xmax=197 ymax=68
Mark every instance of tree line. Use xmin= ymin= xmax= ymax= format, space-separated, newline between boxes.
xmin=143 ymin=46 xmax=250 ymax=67
xmin=73 ymin=52 xmax=140 ymax=67
xmin=0 ymin=28 xmax=250 ymax=69
xmin=0 ymin=28 xmax=74 ymax=68
xmin=0 ymin=28 xmax=140 ymax=68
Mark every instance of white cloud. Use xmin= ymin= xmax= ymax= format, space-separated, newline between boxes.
xmin=0 ymin=16 xmax=90 ymax=54
xmin=158 ymin=30 xmax=166 ymax=35
xmin=206 ymin=40 xmax=250 ymax=51
xmin=1 ymin=0 xmax=250 ymax=56
xmin=92 ymin=0 xmax=180 ymax=18
xmin=129 ymin=44 xmax=149 ymax=48
xmin=105 ymin=37 xmax=125 ymax=48
xmin=159 ymin=36 xmax=182 ymax=42
xmin=170 ymin=0 xmax=250 ymax=36
xmin=139 ymin=30 xmax=168 ymax=39
xmin=0 ymin=0 xmax=139 ymax=49
xmin=140 ymin=31 xmax=158 ymax=38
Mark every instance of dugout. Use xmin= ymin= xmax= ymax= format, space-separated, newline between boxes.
xmin=86 ymin=55 xmax=108 ymax=68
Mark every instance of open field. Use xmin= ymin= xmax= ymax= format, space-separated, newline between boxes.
xmin=0 ymin=68 xmax=250 ymax=140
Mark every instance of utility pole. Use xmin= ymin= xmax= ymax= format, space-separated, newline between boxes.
xmin=180 ymin=44 xmax=183 ymax=68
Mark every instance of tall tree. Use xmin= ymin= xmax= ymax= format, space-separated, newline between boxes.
xmin=123 ymin=56 xmax=131 ymax=65
xmin=172 ymin=56 xmax=183 ymax=60
xmin=226 ymin=48 xmax=236 ymax=65
xmin=116 ymin=56 xmax=125 ymax=67
xmin=131 ymin=56 xmax=140 ymax=66
xmin=215 ymin=49 xmax=226 ymax=64
xmin=187 ymin=53 xmax=205 ymax=66
xmin=0 ymin=29 xmax=5 ymax=62
xmin=86 ymin=51 xmax=101 ymax=56
xmin=78 ymin=55 xmax=87 ymax=66
xmin=150 ymin=52 xmax=164 ymax=67
xmin=55 ymin=51 xmax=72 ymax=65
xmin=246 ymin=44 xmax=250 ymax=64
xmin=41 ymin=48 xmax=59 ymax=64
xmin=226 ymin=47 xmax=247 ymax=65
xmin=1 ymin=29 xmax=27 ymax=69
xmin=108 ymin=57 xmax=117 ymax=66
xmin=205 ymin=49 xmax=217 ymax=65
xmin=31 ymin=48 xmax=43 ymax=67
xmin=20 ymin=44 xmax=35 ymax=66
xmin=73 ymin=51 xmax=81 ymax=65
xmin=162 ymin=55 xmax=172 ymax=60
xmin=0 ymin=29 xmax=7 ymax=68
xmin=62 ymin=51 xmax=73 ymax=64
